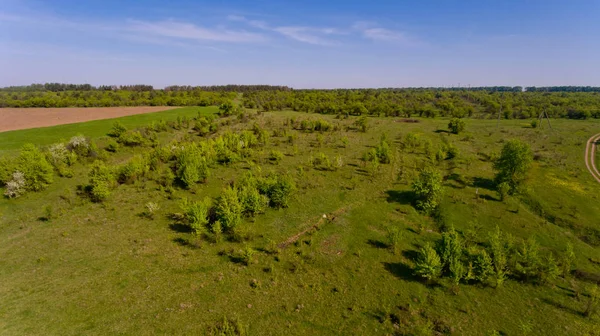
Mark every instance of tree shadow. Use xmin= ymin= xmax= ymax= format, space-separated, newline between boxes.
xmin=169 ymin=223 xmax=192 ymax=233
xmin=541 ymin=298 xmax=584 ymax=317
xmin=172 ymin=237 xmax=201 ymax=249
xmin=385 ymin=190 xmax=414 ymax=205
xmin=434 ymin=129 xmax=450 ymax=134
xmin=472 ymin=177 xmax=496 ymax=191
xmin=480 ymin=194 xmax=499 ymax=202
xmin=367 ymin=239 xmax=389 ymax=249
xmin=383 ymin=262 xmax=421 ymax=283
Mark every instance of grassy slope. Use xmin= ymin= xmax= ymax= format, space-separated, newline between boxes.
xmin=0 ymin=112 xmax=599 ymax=335
xmin=0 ymin=106 xmax=216 ymax=155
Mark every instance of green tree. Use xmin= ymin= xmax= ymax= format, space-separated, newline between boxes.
xmin=412 ymin=167 xmax=443 ymax=214
xmin=414 ymin=243 xmax=442 ymax=281
xmin=215 ymin=186 xmax=243 ymax=231
xmin=493 ymin=139 xmax=533 ymax=192
xmin=448 ymin=118 xmax=466 ymax=134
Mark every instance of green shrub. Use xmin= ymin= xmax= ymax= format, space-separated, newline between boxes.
xmin=238 ymin=186 xmax=268 ymax=217
xmin=474 ymin=250 xmax=494 ymax=283
xmin=561 ymin=243 xmax=575 ymax=278
xmin=258 ymin=173 xmax=295 ymax=208
xmin=180 ymin=198 xmax=210 ymax=234
xmin=87 ymin=160 xmax=115 ymax=202
xmin=214 ymin=187 xmax=243 ymax=232
xmin=387 ymin=226 xmax=403 ymax=255
xmin=515 ymin=237 xmax=541 ymax=282
xmin=212 ymin=221 xmax=223 ymax=243
xmin=355 ymin=116 xmax=368 ymax=132
xmin=414 ymin=243 xmax=442 ymax=281
xmin=207 ymin=317 xmax=247 ymax=336
xmin=269 ymin=150 xmax=284 ymax=164
xmin=117 ymin=155 xmax=149 ymax=184
xmin=445 ymin=144 xmax=460 ymax=160
xmin=144 ymin=202 xmax=160 ymax=220
xmin=105 ymin=139 xmax=120 ymax=153
xmin=530 ymin=120 xmax=539 ymax=128
xmin=312 ymin=152 xmax=332 ymax=171
xmin=108 ymin=121 xmax=127 ymax=137
xmin=176 ymin=145 xmax=211 ymax=188
xmin=489 ymin=226 xmax=509 ymax=286
xmin=412 ymin=167 xmax=443 ymax=214
xmin=448 ymin=118 xmax=466 ymax=134
xmin=375 ymin=137 xmax=392 ymax=164
xmin=404 ymin=133 xmax=421 ymax=152
xmin=17 ymin=144 xmax=54 ymax=192
xmin=118 ymin=130 xmax=145 ymax=147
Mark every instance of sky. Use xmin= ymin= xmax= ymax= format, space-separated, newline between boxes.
xmin=0 ymin=0 xmax=598 ymax=88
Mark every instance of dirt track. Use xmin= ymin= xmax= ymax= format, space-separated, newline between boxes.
xmin=0 ymin=107 xmax=179 ymax=132
xmin=584 ymin=133 xmax=600 ymax=183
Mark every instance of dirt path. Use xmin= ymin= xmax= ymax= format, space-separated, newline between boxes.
xmin=0 ymin=107 xmax=179 ymax=132
xmin=584 ymin=133 xmax=600 ymax=183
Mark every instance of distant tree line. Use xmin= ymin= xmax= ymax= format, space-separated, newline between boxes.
xmin=0 ymin=83 xmax=154 ymax=92
xmin=524 ymin=86 xmax=600 ymax=93
xmin=242 ymin=89 xmax=600 ymax=119
xmin=164 ymin=85 xmax=291 ymax=93
xmin=0 ymin=90 xmax=236 ymax=108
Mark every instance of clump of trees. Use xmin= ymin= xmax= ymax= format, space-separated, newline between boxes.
xmin=414 ymin=226 xmax=572 ymax=287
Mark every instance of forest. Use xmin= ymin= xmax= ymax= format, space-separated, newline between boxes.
xmin=2 ymin=85 xmax=600 ymax=121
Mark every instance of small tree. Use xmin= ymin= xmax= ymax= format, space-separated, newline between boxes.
xmin=355 ymin=116 xmax=368 ymax=132
xmin=414 ymin=243 xmax=442 ymax=281
xmin=561 ymin=243 xmax=575 ymax=278
xmin=412 ymin=167 xmax=443 ymax=214
xmin=386 ymin=226 xmax=403 ymax=255
xmin=489 ymin=226 xmax=508 ymax=287
xmin=497 ymin=182 xmax=510 ymax=201
xmin=214 ymin=187 xmax=243 ymax=232
xmin=474 ymin=250 xmax=494 ymax=283
xmin=448 ymin=118 xmax=466 ymax=134
xmin=180 ymin=198 xmax=210 ymax=234
xmin=493 ymin=139 xmax=533 ymax=192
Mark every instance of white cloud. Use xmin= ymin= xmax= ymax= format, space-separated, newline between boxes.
xmin=229 ymin=15 xmax=339 ymax=46
xmin=126 ymin=19 xmax=266 ymax=43
xmin=363 ymin=28 xmax=407 ymax=42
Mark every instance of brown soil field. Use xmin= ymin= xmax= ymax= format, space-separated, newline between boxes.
xmin=0 ymin=107 xmax=179 ymax=132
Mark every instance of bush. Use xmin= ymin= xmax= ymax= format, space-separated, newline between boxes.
xmin=4 ymin=171 xmax=26 ymax=198
xmin=258 ymin=173 xmax=295 ymax=208
xmin=268 ymin=150 xmax=284 ymax=164
xmin=387 ymin=226 xmax=403 ymax=255
xmin=355 ymin=116 xmax=368 ymax=132
xmin=404 ymin=133 xmax=421 ymax=152
xmin=214 ymin=187 xmax=243 ymax=232
xmin=180 ymin=198 xmax=210 ymax=234
xmin=207 ymin=317 xmax=247 ymax=336
xmin=489 ymin=226 xmax=509 ymax=286
xmin=238 ymin=186 xmax=268 ymax=217
xmin=105 ymin=139 xmax=120 ymax=152
xmin=414 ymin=243 xmax=442 ymax=281
xmin=117 ymin=155 xmax=149 ymax=184
xmin=530 ymin=120 xmax=539 ymax=128
xmin=144 ymin=202 xmax=160 ymax=219
xmin=176 ymin=145 xmax=211 ymax=188
xmin=17 ymin=144 xmax=54 ymax=192
xmin=312 ymin=152 xmax=332 ymax=171
xmin=448 ymin=118 xmax=466 ymax=134
xmin=375 ymin=137 xmax=392 ymax=164
xmin=474 ymin=250 xmax=494 ymax=283
xmin=108 ymin=121 xmax=127 ymax=137
xmin=412 ymin=167 xmax=443 ymax=214
xmin=118 ymin=130 xmax=145 ymax=147
xmin=87 ymin=160 xmax=115 ymax=202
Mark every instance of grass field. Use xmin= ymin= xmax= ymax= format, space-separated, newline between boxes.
xmin=0 ymin=110 xmax=599 ymax=335
xmin=0 ymin=106 xmax=215 ymax=155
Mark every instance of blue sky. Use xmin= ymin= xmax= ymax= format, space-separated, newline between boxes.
xmin=0 ymin=0 xmax=598 ymax=88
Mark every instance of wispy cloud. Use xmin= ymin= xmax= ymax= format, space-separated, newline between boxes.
xmin=126 ymin=19 xmax=266 ymax=43
xmin=353 ymin=21 xmax=414 ymax=44
xmin=229 ymin=15 xmax=340 ymax=46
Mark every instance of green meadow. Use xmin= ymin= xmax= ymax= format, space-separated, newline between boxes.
xmin=0 ymin=109 xmax=599 ymax=335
